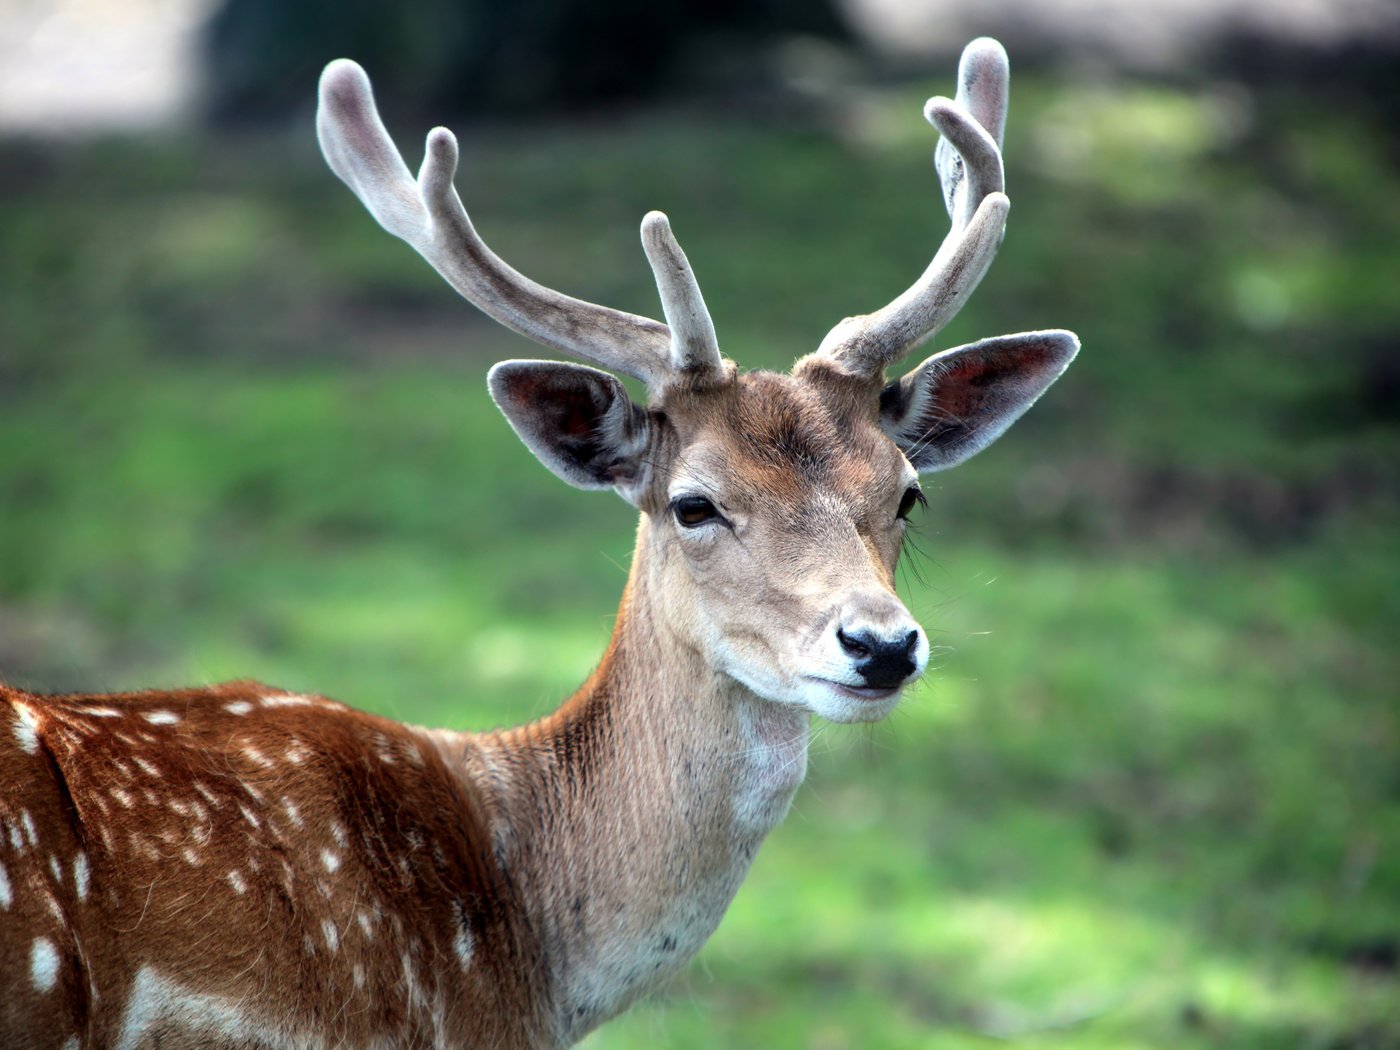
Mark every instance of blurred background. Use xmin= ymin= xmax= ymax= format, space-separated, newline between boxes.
xmin=1 ymin=0 xmax=1397 ymax=1046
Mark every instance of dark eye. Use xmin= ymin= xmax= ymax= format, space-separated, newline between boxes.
xmin=896 ymin=485 xmax=926 ymax=521
xmin=673 ymin=495 xmax=721 ymax=528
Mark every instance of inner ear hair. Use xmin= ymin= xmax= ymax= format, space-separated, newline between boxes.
xmin=881 ymin=330 xmax=1079 ymax=472
xmin=488 ymin=360 xmax=651 ymax=496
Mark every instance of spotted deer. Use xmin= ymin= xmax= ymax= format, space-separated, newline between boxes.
xmin=1 ymin=37 xmax=1076 ymax=1050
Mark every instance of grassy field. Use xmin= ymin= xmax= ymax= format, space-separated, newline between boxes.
xmin=1 ymin=65 xmax=1396 ymax=1047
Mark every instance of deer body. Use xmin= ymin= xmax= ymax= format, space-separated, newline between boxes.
xmin=1 ymin=38 xmax=1078 ymax=1049
xmin=1 ymin=521 xmax=809 ymax=1048
xmin=3 ymin=681 xmax=543 ymax=1049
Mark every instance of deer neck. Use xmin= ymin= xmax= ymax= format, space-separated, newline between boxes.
xmin=456 ymin=522 xmax=811 ymax=1038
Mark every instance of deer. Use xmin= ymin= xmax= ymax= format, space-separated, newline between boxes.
xmin=0 ymin=37 xmax=1076 ymax=1050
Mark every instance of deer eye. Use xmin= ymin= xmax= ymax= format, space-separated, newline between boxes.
xmin=672 ymin=495 xmax=722 ymax=528
xmin=896 ymin=485 xmax=926 ymax=520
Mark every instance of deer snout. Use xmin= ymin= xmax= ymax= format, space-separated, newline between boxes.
xmin=836 ymin=626 xmax=921 ymax=689
xmin=834 ymin=618 xmax=926 ymax=690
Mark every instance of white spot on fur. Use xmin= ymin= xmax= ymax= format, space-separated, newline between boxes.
xmin=227 ymin=870 xmax=247 ymax=894
xmin=357 ymin=911 xmax=375 ymax=939
xmin=143 ymin=710 xmax=179 ymax=725
xmin=402 ymin=954 xmax=420 ymax=1004
xmin=0 ymin=861 xmax=12 ymax=908
xmin=20 ymin=809 xmax=39 ymax=846
xmin=242 ymin=746 xmax=272 ymax=768
xmin=192 ymin=782 xmax=221 ymax=807
xmin=282 ymin=798 xmax=302 ymax=827
xmin=223 ymin=701 xmax=253 ymax=716
xmin=13 ymin=702 xmax=40 ymax=754
xmin=182 ymin=848 xmax=202 ymax=867
xmin=321 ymin=850 xmax=340 ymax=873
xmin=353 ymin=963 xmax=366 ymax=988
xmin=322 ymin=920 xmax=339 ymax=952
xmin=86 ymin=707 xmax=122 ymax=718
xmin=134 ymin=757 xmax=161 ymax=778
xmin=31 ymin=936 xmax=59 ymax=991
xmin=238 ymin=805 xmax=261 ymax=829
xmin=73 ymin=853 xmax=90 ymax=902
xmin=113 ymin=788 xmax=134 ymax=809
xmin=454 ymin=922 xmax=474 ymax=971
xmin=373 ymin=733 xmax=397 ymax=764
xmin=49 ymin=854 xmax=63 ymax=882
xmin=261 ymin=694 xmax=313 ymax=708
xmin=285 ymin=738 xmax=308 ymax=764
xmin=330 ymin=822 xmax=347 ymax=849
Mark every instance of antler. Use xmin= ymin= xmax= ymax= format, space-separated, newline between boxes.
xmin=816 ymin=37 xmax=1012 ymax=378
xmin=316 ymin=59 xmax=722 ymax=389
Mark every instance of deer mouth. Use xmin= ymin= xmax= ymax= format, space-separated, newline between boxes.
xmin=807 ymin=678 xmax=901 ymax=702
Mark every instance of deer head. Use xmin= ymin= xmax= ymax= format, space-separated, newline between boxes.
xmin=317 ymin=38 xmax=1077 ymax=727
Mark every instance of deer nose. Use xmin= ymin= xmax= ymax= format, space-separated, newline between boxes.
xmin=835 ymin=626 xmax=920 ymax=689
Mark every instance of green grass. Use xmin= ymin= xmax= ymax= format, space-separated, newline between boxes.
xmin=1 ymin=68 xmax=1396 ymax=1047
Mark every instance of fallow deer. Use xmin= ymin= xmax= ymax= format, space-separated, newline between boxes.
xmin=0 ymin=37 xmax=1077 ymax=1049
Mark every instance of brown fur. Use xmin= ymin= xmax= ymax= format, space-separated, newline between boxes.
xmin=1 ymin=681 xmax=547 ymax=1047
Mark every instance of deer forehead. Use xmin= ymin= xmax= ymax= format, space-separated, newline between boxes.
xmin=657 ymin=370 xmax=908 ymax=509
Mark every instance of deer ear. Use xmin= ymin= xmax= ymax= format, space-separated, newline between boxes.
xmin=880 ymin=330 xmax=1078 ymax=472
xmin=488 ymin=360 xmax=652 ymax=503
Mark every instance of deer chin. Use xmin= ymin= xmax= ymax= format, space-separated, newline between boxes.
xmin=798 ymin=677 xmax=908 ymax=724
xmin=723 ymin=660 xmax=909 ymax=724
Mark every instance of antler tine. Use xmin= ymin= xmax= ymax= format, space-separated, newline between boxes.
xmin=935 ymin=36 xmax=1009 ymax=230
xmin=640 ymin=211 xmax=722 ymax=377
xmin=318 ymin=59 xmax=707 ymax=390
xmin=815 ymin=37 xmax=1012 ymax=378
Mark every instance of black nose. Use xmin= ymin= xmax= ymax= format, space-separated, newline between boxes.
xmin=836 ymin=627 xmax=919 ymax=689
